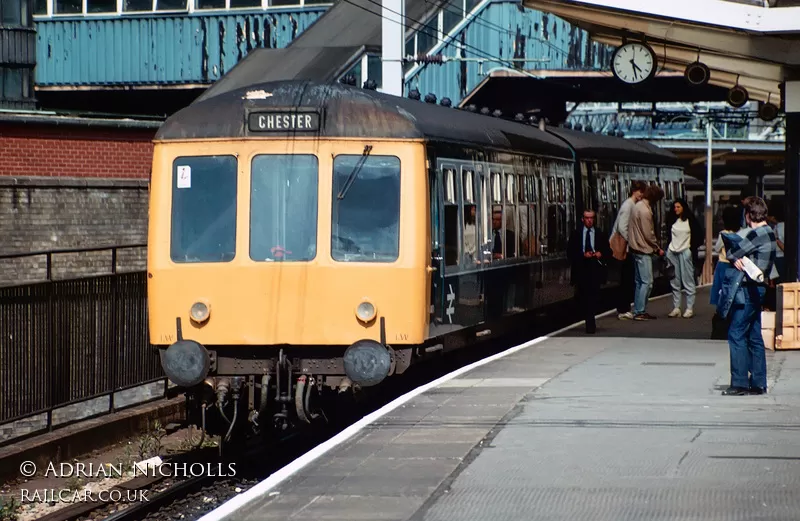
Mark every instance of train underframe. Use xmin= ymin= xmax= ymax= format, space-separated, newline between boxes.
xmin=159 ymin=337 xmax=431 ymax=445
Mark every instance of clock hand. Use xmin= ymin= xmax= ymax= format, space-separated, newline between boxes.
xmin=629 ymin=59 xmax=639 ymax=79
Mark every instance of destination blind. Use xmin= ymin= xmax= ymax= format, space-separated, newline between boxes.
xmin=248 ymin=112 xmax=320 ymax=132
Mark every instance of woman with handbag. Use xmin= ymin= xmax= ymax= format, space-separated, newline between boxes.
xmin=666 ymin=198 xmax=703 ymax=318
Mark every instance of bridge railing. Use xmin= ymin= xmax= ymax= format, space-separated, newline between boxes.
xmin=0 ymin=244 xmax=172 ymax=446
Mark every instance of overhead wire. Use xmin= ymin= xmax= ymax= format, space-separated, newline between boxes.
xmin=337 ymin=0 xmax=522 ymax=72
xmin=420 ymin=0 xmax=567 ymax=56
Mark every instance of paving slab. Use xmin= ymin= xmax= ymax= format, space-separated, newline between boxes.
xmin=223 ymin=288 xmax=800 ymax=521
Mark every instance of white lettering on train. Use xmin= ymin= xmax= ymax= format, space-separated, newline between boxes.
xmin=256 ymin=114 xmax=314 ymax=130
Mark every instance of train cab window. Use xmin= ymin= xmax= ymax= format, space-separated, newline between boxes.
xmin=462 ymin=168 xmax=477 ymax=265
xmin=250 ymin=154 xmax=319 ymax=262
xmin=331 ymin=154 xmax=401 ymax=262
xmin=170 ymin=155 xmax=237 ymax=263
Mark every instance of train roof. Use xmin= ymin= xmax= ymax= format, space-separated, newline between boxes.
xmin=156 ymin=80 xmax=574 ymax=159
xmin=545 ymin=127 xmax=683 ymax=167
xmin=156 ymin=80 xmax=681 ymax=169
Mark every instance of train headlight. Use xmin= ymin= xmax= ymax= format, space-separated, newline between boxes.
xmin=190 ymin=301 xmax=210 ymax=323
xmin=355 ymin=300 xmax=376 ymax=323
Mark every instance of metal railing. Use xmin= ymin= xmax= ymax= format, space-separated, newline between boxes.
xmin=0 ymin=244 xmax=169 ymax=445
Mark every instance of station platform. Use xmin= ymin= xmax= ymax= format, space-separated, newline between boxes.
xmin=217 ymin=287 xmax=800 ymax=521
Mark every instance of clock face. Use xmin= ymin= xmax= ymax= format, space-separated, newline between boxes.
xmin=612 ymin=43 xmax=656 ymax=84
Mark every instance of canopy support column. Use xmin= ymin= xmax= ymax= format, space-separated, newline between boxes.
xmin=785 ymin=114 xmax=800 ymax=283
xmin=381 ymin=0 xmax=405 ymax=96
xmin=702 ymin=120 xmax=714 ymax=285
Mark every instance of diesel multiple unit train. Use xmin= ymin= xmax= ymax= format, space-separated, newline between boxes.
xmin=148 ymin=80 xmax=685 ymax=440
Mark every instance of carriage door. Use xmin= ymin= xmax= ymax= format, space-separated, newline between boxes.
xmin=429 ymin=165 xmax=458 ymax=328
xmin=429 ymin=168 xmax=444 ymax=328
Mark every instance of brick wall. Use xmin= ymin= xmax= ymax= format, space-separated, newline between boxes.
xmin=0 ymin=123 xmax=155 ymax=179
xmin=0 ymin=121 xmax=157 ymax=285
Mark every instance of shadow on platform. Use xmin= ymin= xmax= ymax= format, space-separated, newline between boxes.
xmin=560 ymin=286 xmax=717 ymax=340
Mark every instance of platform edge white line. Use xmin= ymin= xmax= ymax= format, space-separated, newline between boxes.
xmin=194 ymin=336 xmax=551 ymax=521
xmin=195 ymin=286 xmax=702 ymax=521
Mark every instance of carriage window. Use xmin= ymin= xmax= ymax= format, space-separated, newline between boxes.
xmin=547 ymin=204 xmax=558 ymax=254
xmin=442 ymin=167 xmax=459 ymax=267
xmin=490 ymin=204 xmax=516 ymax=260
xmin=444 ymin=202 xmax=459 ymax=267
xmin=170 ymin=155 xmax=237 ymax=263
xmin=444 ymin=167 xmax=456 ymax=204
xmin=504 ymin=172 xmax=518 ymax=258
xmin=462 ymin=168 xmax=477 ymax=264
xmin=462 ymin=168 xmax=475 ymax=203
xmin=506 ymin=173 xmax=516 ymax=203
xmin=518 ymin=202 xmax=531 ymax=257
xmin=481 ymin=173 xmax=491 ymax=261
xmin=491 ymin=171 xmax=502 ymax=203
xmin=557 ymin=178 xmax=565 ymax=203
xmin=250 ymin=154 xmax=318 ymax=262
xmin=331 ymin=155 xmax=401 ymax=262
xmin=526 ymin=202 xmax=537 ymax=256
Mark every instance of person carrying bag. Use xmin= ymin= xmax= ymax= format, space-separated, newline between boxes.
xmin=610 ymin=180 xmax=646 ymax=319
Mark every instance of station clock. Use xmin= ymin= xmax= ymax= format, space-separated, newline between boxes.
xmin=611 ymin=41 xmax=657 ymax=84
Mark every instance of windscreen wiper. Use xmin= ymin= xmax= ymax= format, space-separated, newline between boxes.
xmin=337 ymin=145 xmax=373 ymax=200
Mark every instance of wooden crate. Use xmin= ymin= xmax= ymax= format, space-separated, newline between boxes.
xmin=776 ymin=283 xmax=800 ymax=350
xmin=763 ymin=328 xmax=775 ymax=350
xmin=762 ymin=311 xmax=776 ymax=330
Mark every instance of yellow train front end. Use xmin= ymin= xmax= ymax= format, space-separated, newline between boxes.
xmin=147 ymin=137 xmax=430 ymax=432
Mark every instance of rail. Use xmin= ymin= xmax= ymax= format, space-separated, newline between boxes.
xmin=0 ymin=244 xmax=169 ymax=446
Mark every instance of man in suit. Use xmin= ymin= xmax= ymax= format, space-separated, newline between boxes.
xmin=568 ymin=209 xmax=612 ymax=334
xmin=491 ymin=209 xmax=515 ymax=259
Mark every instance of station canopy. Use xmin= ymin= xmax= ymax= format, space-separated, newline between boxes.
xmin=523 ymin=0 xmax=800 ymax=107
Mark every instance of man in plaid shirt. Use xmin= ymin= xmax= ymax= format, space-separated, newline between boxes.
xmin=721 ymin=196 xmax=777 ymax=396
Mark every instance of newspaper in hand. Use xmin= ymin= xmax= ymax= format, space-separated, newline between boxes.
xmin=741 ymin=256 xmax=764 ymax=283
xmin=719 ymin=232 xmax=765 ymax=283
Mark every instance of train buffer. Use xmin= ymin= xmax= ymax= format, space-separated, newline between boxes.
xmin=202 ymin=286 xmax=800 ymax=521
